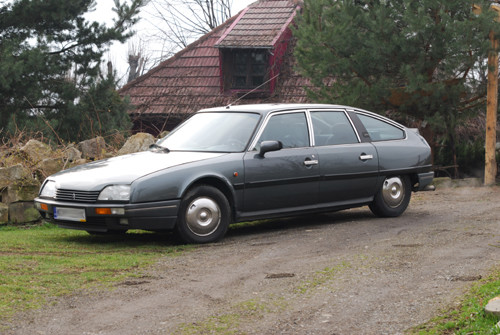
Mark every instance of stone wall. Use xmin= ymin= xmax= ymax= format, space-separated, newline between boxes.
xmin=0 ymin=133 xmax=156 ymax=224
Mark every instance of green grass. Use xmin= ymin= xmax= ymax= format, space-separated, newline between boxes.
xmin=0 ymin=223 xmax=191 ymax=322
xmin=408 ymin=267 xmax=500 ymax=334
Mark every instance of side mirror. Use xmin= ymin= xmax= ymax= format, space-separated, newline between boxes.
xmin=259 ymin=140 xmax=282 ymax=157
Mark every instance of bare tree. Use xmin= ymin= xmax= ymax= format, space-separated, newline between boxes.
xmin=125 ymin=37 xmax=175 ymax=83
xmin=127 ymin=40 xmax=147 ymax=83
xmin=149 ymin=0 xmax=233 ymax=49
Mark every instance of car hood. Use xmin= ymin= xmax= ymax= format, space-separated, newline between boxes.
xmin=48 ymin=151 xmax=226 ymax=191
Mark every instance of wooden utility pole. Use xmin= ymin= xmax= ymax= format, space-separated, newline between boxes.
xmin=485 ymin=29 xmax=499 ymax=185
xmin=473 ymin=3 xmax=499 ymax=186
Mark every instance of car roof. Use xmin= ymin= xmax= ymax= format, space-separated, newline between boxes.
xmin=196 ymin=103 xmax=406 ymax=129
xmin=199 ymin=103 xmax=360 ymax=116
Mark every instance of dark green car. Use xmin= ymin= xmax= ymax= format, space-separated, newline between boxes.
xmin=35 ymin=104 xmax=434 ymax=243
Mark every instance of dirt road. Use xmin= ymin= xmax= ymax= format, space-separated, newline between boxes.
xmin=4 ymin=186 xmax=500 ymax=334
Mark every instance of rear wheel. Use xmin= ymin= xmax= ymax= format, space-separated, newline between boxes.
xmin=369 ymin=175 xmax=411 ymax=217
xmin=175 ymin=185 xmax=231 ymax=244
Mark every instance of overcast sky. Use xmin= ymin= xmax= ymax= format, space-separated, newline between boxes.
xmin=91 ymin=0 xmax=256 ymax=85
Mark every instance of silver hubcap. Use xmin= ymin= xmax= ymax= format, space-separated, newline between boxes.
xmin=382 ymin=177 xmax=405 ymax=208
xmin=185 ymin=197 xmax=221 ymax=236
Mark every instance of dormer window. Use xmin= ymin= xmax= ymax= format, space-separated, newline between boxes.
xmin=233 ymin=49 xmax=267 ymax=89
xmin=220 ymin=48 xmax=269 ymax=92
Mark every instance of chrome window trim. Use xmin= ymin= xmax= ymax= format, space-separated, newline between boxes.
xmin=305 ymin=110 xmax=315 ymax=146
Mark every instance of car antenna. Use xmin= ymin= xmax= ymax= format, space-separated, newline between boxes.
xmin=225 ymin=72 xmax=280 ymax=109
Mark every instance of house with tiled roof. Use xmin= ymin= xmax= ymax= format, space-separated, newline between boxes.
xmin=120 ymin=0 xmax=311 ymax=134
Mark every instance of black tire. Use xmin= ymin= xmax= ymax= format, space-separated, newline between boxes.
xmin=369 ymin=175 xmax=411 ymax=217
xmin=175 ymin=185 xmax=231 ymax=244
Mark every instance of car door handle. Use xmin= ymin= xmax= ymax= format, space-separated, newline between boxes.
xmin=359 ymin=154 xmax=373 ymax=161
xmin=304 ymin=159 xmax=319 ymax=166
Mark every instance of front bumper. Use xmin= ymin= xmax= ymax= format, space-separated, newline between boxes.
xmin=34 ymin=198 xmax=180 ymax=232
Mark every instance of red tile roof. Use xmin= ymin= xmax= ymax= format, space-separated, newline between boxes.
xmin=215 ymin=0 xmax=298 ymax=48
xmin=119 ymin=0 xmax=312 ymax=131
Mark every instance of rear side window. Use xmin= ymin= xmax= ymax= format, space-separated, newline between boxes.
xmin=357 ymin=114 xmax=405 ymax=141
xmin=311 ymin=111 xmax=358 ymax=146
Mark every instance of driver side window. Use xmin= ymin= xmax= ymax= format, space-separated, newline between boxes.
xmin=256 ymin=112 xmax=310 ymax=149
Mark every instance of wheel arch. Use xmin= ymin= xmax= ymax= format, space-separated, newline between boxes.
xmin=182 ymin=176 xmax=237 ymax=219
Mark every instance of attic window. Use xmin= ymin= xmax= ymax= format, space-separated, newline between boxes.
xmin=232 ymin=49 xmax=267 ymax=89
xmin=221 ymin=48 xmax=269 ymax=93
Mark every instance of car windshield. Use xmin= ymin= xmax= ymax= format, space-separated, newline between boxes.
xmin=156 ymin=112 xmax=261 ymax=152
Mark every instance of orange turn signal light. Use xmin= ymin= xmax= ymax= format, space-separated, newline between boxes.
xmin=40 ymin=203 xmax=48 ymax=211
xmin=95 ymin=208 xmax=112 ymax=215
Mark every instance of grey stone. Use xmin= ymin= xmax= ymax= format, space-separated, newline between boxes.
xmin=37 ymin=158 xmax=64 ymax=177
xmin=0 ymin=164 xmax=30 ymax=188
xmin=117 ymin=133 xmax=155 ymax=155
xmin=5 ymin=182 xmax=40 ymax=203
xmin=8 ymin=202 xmax=41 ymax=223
xmin=0 ymin=203 xmax=8 ymax=223
xmin=64 ymin=145 xmax=82 ymax=162
xmin=485 ymin=296 xmax=500 ymax=318
xmin=20 ymin=139 xmax=52 ymax=164
xmin=78 ymin=136 xmax=106 ymax=160
xmin=0 ymin=147 xmax=25 ymax=167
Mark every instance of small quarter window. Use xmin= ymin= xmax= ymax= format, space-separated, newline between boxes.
xmin=357 ymin=114 xmax=405 ymax=141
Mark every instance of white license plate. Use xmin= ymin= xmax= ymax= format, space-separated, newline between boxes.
xmin=54 ymin=207 xmax=86 ymax=222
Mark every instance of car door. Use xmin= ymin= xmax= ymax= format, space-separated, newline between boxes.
xmin=310 ymin=110 xmax=379 ymax=204
xmin=242 ymin=111 xmax=319 ymax=214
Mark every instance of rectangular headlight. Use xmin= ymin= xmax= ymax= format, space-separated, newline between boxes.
xmin=40 ymin=180 xmax=57 ymax=198
xmin=98 ymin=185 xmax=131 ymax=201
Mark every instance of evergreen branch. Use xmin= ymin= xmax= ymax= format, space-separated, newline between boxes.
xmin=458 ymin=93 xmax=487 ymax=112
xmin=46 ymin=43 xmax=81 ymax=55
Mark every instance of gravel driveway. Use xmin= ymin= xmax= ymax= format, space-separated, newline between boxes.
xmin=4 ymin=185 xmax=500 ymax=335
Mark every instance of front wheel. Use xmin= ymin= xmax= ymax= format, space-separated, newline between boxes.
xmin=175 ymin=185 xmax=231 ymax=244
xmin=369 ymin=175 xmax=411 ymax=217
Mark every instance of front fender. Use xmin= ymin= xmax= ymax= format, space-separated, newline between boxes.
xmin=130 ymin=153 xmax=244 ymax=204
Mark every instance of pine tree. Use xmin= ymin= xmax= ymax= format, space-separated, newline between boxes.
xmin=0 ymin=0 xmax=144 ymax=142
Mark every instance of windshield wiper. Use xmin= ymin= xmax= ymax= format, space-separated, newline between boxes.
xmin=149 ymin=143 xmax=170 ymax=153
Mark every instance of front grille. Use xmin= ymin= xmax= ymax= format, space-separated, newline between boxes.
xmin=56 ymin=189 xmax=100 ymax=203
